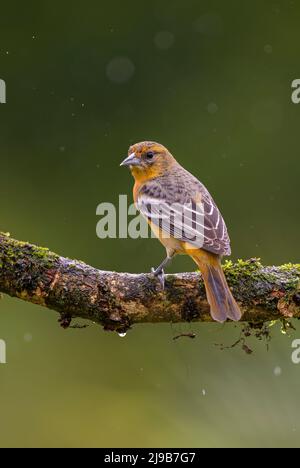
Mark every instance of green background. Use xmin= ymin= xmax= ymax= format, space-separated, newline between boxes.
xmin=0 ymin=0 xmax=299 ymax=448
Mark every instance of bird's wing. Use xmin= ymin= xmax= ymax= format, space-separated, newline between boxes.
xmin=199 ymin=191 xmax=231 ymax=255
xmin=137 ymin=173 xmax=231 ymax=256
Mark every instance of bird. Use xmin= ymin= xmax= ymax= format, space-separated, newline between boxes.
xmin=120 ymin=141 xmax=241 ymax=322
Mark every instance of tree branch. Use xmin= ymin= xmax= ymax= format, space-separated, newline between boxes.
xmin=0 ymin=233 xmax=299 ymax=331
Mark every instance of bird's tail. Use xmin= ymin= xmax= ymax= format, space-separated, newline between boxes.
xmin=191 ymin=250 xmax=241 ymax=323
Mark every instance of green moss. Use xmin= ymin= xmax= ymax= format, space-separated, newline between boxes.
xmin=279 ymin=263 xmax=300 ymax=272
xmin=0 ymin=232 xmax=11 ymax=237
xmin=0 ymin=235 xmax=60 ymax=295
xmin=220 ymin=258 xmax=300 ymax=312
xmin=223 ymin=258 xmax=261 ymax=274
xmin=223 ymin=259 xmax=299 ymax=285
xmin=223 ymin=258 xmax=264 ymax=288
xmin=1 ymin=239 xmax=58 ymax=268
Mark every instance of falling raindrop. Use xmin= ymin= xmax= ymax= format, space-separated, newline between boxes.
xmin=24 ymin=333 xmax=33 ymax=342
xmin=264 ymin=44 xmax=273 ymax=54
xmin=274 ymin=366 xmax=282 ymax=377
xmin=154 ymin=31 xmax=175 ymax=50
xmin=194 ymin=14 xmax=223 ymax=36
xmin=207 ymin=102 xmax=218 ymax=114
xmin=106 ymin=57 xmax=135 ymax=84
xmin=202 ymin=389 xmax=206 ymax=396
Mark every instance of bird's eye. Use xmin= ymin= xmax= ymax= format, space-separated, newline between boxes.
xmin=146 ymin=151 xmax=154 ymax=159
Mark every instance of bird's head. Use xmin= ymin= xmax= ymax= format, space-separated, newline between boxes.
xmin=120 ymin=141 xmax=176 ymax=181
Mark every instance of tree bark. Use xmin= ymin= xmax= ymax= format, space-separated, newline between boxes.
xmin=0 ymin=233 xmax=299 ymax=331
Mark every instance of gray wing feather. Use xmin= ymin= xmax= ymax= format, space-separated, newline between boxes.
xmin=137 ymin=170 xmax=231 ymax=256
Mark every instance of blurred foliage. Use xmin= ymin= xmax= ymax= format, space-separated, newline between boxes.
xmin=0 ymin=0 xmax=300 ymax=448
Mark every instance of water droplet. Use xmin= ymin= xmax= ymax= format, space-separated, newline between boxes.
xmin=154 ymin=31 xmax=175 ymax=50
xmin=202 ymin=389 xmax=206 ymax=396
xmin=24 ymin=333 xmax=32 ymax=342
xmin=274 ymin=366 xmax=282 ymax=377
xmin=194 ymin=14 xmax=223 ymax=36
xmin=106 ymin=56 xmax=135 ymax=84
xmin=118 ymin=332 xmax=127 ymax=338
xmin=207 ymin=102 xmax=218 ymax=114
xmin=264 ymin=44 xmax=273 ymax=54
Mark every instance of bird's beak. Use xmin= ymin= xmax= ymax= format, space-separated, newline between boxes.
xmin=120 ymin=152 xmax=141 ymax=167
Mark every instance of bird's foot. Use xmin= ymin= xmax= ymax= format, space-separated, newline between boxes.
xmin=151 ymin=267 xmax=165 ymax=290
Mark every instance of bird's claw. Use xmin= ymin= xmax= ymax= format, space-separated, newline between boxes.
xmin=151 ymin=267 xmax=165 ymax=290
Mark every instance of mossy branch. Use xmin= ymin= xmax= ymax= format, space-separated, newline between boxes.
xmin=0 ymin=233 xmax=299 ymax=331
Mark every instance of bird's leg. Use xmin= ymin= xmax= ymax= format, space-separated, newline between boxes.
xmin=151 ymin=255 xmax=173 ymax=290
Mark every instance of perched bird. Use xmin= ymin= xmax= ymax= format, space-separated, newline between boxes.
xmin=120 ymin=141 xmax=241 ymax=322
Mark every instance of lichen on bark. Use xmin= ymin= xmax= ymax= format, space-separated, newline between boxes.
xmin=0 ymin=233 xmax=299 ymax=329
